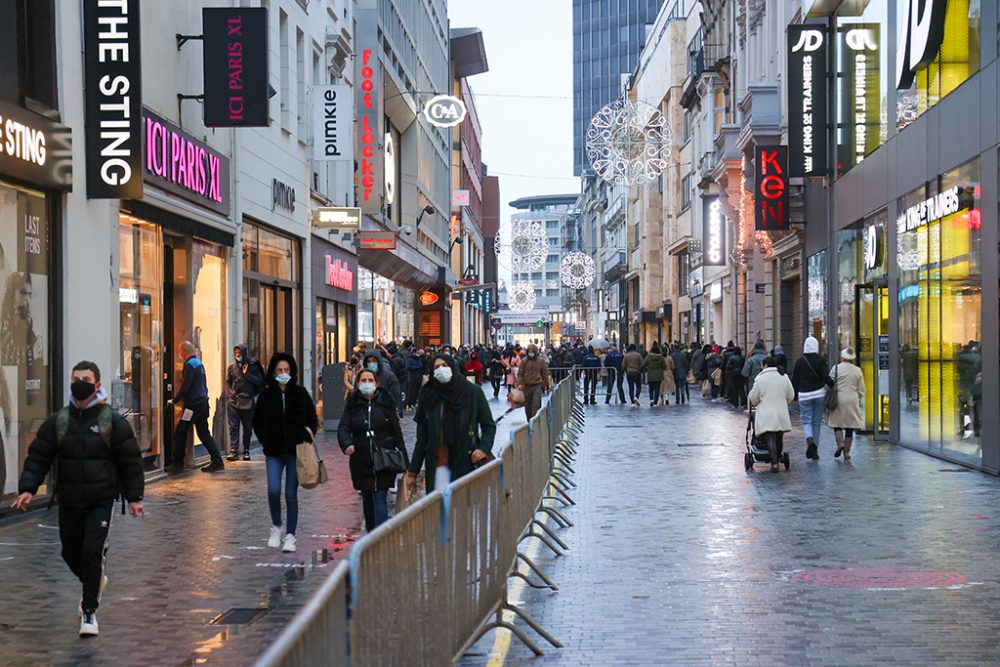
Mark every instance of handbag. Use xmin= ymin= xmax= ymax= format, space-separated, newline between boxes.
xmin=297 ymin=435 xmax=329 ymax=489
xmin=508 ymin=387 xmax=525 ymax=405
xmin=686 ymin=370 xmax=696 ymax=385
xmin=372 ymin=441 xmax=408 ymax=475
xmin=825 ymin=365 xmax=839 ymax=411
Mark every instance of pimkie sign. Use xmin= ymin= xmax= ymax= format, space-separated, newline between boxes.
xmin=314 ymin=85 xmax=352 ymax=163
xmin=202 ymin=8 xmax=269 ymax=127
xmin=787 ymin=25 xmax=829 ymax=177
xmin=754 ymin=146 xmax=789 ymax=231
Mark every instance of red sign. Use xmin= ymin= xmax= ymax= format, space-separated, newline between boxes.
xmin=324 ymin=256 xmax=354 ymax=291
xmin=755 ymin=145 xmax=789 ymax=230
xmin=419 ymin=291 xmax=440 ymax=306
xmin=359 ymin=230 xmax=396 ymax=250
xmin=457 ymin=277 xmax=478 ymax=287
xmin=358 ymin=49 xmax=378 ymax=209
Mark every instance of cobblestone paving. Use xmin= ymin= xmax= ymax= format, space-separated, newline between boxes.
xmin=463 ymin=396 xmax=1000 ymax=667
xmin=0 ymin=394 xmax=513 ymax=667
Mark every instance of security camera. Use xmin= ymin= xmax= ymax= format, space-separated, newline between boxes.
xmin=401 ymin=225 xmax=414 ymax=236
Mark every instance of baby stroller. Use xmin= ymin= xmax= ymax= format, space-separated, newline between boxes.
xmin=744 ymin=408 xmax=790 ymax=472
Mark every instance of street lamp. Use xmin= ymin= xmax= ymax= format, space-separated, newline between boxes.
xmin=449 ymin=236 xmax=463 ymax=254
xmin=415 ymin=204 xmax=435 ymax=229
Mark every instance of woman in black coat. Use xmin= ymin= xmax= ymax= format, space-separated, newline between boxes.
xmin=337 ymin=369 xmax=406 ymax=532
xmin=726 ymin=348 xmax=747 ymax=407
xmin=252 ymin=353 xmax=318 ymax=553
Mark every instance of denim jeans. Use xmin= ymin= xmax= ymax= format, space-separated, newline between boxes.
xmin=266 ymin=454 xmax=298 ymax=535
xmin=626 ymin=372 xmax=642 ymax=403
xmin=800 ymin=396 xmax=826 ymax=444
xmin=361 ymin=489 xmax=389 ymax=532
xmin=648 ymin=382 xmax=660 ymax=405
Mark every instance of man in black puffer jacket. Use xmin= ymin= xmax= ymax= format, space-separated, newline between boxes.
xmin=12 ymin=360 xmax=144 ymax=638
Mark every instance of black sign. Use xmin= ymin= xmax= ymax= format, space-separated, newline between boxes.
xmin=83 ymin=0 xmax=143 ymax=199
xmin=787 ymin=25 xmax=829 ymax=177
xmin=838 ymin=24 xmax=880 ymax=173
xmin=878 ymin=335 xmax=890 ymax=370
xmin=754 ymin=146 xmax=789 ymax=231
xmin=0 ymin=99 xmax=72 ymax=191
xmin=203 ymin=8 xmax=269 ymax=127
xmin=702 ymin=196 xmax=727 ymax=266
xmin=272 ymin=178 xmax=295 ymax=213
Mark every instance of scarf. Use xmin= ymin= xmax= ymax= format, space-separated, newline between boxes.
xmin=415 ymin=356 xmax=470 ymax=452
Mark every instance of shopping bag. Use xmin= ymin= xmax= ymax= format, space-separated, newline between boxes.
xmin=508 ymin=387 xmax=525 ymax=405
xmin=394 ymin=474 xmax=413 ymax=514
xmin=701 ymin=379 xmax=711 ymax=397
xmin=296 ymin=440 xmax=329 ymax=489
xmin=711 ymin=367 xmax=723 ymax=387
xmin=686 ymin=370 xmax=696 ymax=385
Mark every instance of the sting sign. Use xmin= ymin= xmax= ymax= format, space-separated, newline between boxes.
xmin=754 ymin=146 xmax=789 ymax=231
xmin=83 ymin=0 xmax=143 ymax=199
xmin=203 ymin=8 xmax=269 ymax=127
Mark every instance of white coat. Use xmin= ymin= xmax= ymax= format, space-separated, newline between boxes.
xmin=826 ymin=362 xmax=866 ymax=430
xmin=748 ymin=367 xmax=795 ymax=433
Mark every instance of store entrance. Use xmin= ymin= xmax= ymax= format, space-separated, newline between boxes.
xmin=856 ymin=282 xmax=890 ymax=437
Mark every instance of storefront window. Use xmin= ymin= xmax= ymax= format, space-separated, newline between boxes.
xmin=897 ymin=158 xmax=981 ymax=463
xmin=896 ymin=0 xmax=981 ymax=132
xmin=0 ymin=183 xmax=51 ymax=499
xmin=191 ymin=241 xmax=227 ymax=435
xmin=394 ymin=286 xmax=415 ymax=341
xmin=807 ymin=251 xmax=827 ymax=351
xmin=243 ymin=221 xmax=301 ymax=367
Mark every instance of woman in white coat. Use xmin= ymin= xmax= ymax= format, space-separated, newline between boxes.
xmin=827 ymin=347 xmax=866 ymax=460
xmin=748 ymin=357 xmax=795 ymax=472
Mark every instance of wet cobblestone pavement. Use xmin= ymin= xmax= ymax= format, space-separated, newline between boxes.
xmin=0 ymin=395 xmax=512 ymax=667
xmin=462 ymin=396 xmax=1000 ymax=666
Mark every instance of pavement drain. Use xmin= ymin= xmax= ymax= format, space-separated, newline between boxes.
xmin=790 ymin=568 xmax=968 ymax=590
xmin=605 ymin=425 xmax=643 ymax=428
xmin=676 ymin=443 xmax=726 ymax=447
xmin=209 ymin=607 xmax=272 ymax=626
xmin=938 ymin=468 xmax=972 ymax=473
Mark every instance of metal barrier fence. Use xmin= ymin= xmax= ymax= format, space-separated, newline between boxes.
xmin=256 ymin=373 xmax=583 ymax=667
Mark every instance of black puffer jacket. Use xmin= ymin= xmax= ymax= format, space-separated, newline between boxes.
xmin=18 ymin=402 xmax=144 ymax=507
xmin=252 ymin=354 xmax=319 ymax=458
xmin=337 ymin=388 xmax=405 ymax=492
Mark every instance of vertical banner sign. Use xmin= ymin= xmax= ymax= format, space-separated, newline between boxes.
xmin=313 ymin=85 xmax=352 ymax=163
xmin=754 ymin=146 xmax=789 ymax=231
xmin=83 ymin=0 xmax=143 ymax=199
xmin=839 ymin=24 xmax=880 ymax=172
xmin=203 ymin=8 xmax=269 ymax=127
xmin=701 ymin=196 xmax=727 ymax=266
xmin=355 ymin=0 xmax=383 ymax=214
xmin=787 ymin=25 xmax=829 ymax=177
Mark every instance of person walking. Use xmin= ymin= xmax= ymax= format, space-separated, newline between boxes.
xmin=827 ymin=347 xmax=866 ymax=461
xmin=166 ymin=341 xmax=225 ymax=474
xmin=603 ymin=343 xmax=625 ymax=404
xmin=338 ymin=369 xmax=406 ymax=531
xmin=11 ymin=360 xmax=144 ymax=637
xmin=742 ymin=341 xmax=768 ymax=392
xmin=518 ymin=344 xmax=552 ymax=419
xmin=487 ymin=350 xmax=506 ymax=398
xmin=225 ymin=344 xmax=264 ymax=461
xmin=642 ymin=344 xmax=669 ymax=407
xmin=504 ymin=347 xmax=521 ymax=396
xmin=706 ymin=346 xmax=725 ymax=400
xmin=252 ymin=353 xmax=318 ymax=553
xmin=622 ymin=343 xmax=644 ymax=407
xmin=791 ymin=336 xmax=834 ymax=461
xmin=465 ymin=353 xmax=484 ymax=385
xmin=581 ymin=346 xmax=601 ymax=405
xmin=670 ymin=343 xmax=690 ymax=405
xmin=363 ymin=353 xmax=402 ymax=417
xmin=748 ymin=357 xmax=795 ymax=472
xmin=726 ymin=347 xmax=746 ymax=407
xmin=406 ymin=355 xmax=497 ymax=494
xmin=406 ymin=349 xmax=427 ymax=409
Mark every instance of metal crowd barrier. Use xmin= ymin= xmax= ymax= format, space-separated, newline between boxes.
xmin=256 ymin=372 xmax=584 ymax=667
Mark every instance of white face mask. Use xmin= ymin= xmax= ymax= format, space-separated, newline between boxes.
xmin=433 ymin=366 xmax=453 ymax=384
xmin=275 ymin=373 xmax=291 ymax=385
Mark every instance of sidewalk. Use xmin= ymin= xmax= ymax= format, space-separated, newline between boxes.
xmin=462 ymin=396 xmax=1000 ymax=666
xmin=0 ymin=390 xmax=516 ymax=666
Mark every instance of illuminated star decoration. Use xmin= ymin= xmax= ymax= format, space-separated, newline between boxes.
xmin=559 ymin=252 xmax=596 ymax=289
xmin=586 ymin=99 xmax=672 ymax=186
xmin=502 ymin=221 xmax=547 ymax=273
xmin=508 ymin=281 xmax=537 ymax=312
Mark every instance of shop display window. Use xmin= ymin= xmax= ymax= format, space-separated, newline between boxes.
xmin=243 ymin=220 xmax=301 ymax=367
xmin=807 ymin=251 xmax=827 ymax=352
xmin=896 ymin=158 xmax=981 ymax=464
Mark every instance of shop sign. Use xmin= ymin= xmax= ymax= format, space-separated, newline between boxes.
xmin=0 ymin=99 xmax=72 ymax=192
xmin=423 ymin=95 xmax=467 ymax=128
xmin=897 ymin=185 xmax=972 ymax=233
xmin=272 ymin=178 xmax=295 ymax=213
xmin=312 ymin=206 xmax=361 ymax=230
xmin=83 ymin=0 xmax=143 ymax=199
xmin=702 ymin=196 xmax=727 ymax=266
xmin=496 ymin=309 xmax=549 ymax=324
xmin=457 ymin=277 xmax=478 ymax=287
xmin=313 ymin=85 xmax=351 ymax=163
xmin=452 ymin=189 xmax=470 ymax=207
xmin=787 ymin=25 xmax=829 ymax=177
xmin=384 ymin=133 xmax=396 ymax=204
xmin=896 ymin=0 xmax=947 ymax=90
xmin=481 ymin=290 xmax=494 ymax=312
xmin=710 ymin=281 xmax=723 ymax=302
xmin=202 ymin=8 xmax=269 ymax=127
xmin=755 ymin=283 xmax=766 ymax=294
xmin=355 ymin=0 xmax=382 ymax=214
xmin=419 ymin=290 xmax=440 ymax=306
xmin=839 ymin=25 xmax=880 ymax=169
xmin=143 ymin=109 xmax=230 ymax=216
xmin=863 ymin=224 xmax=885 ymax=271
xmin=358 ymin=230 xmax=396 ymax=250
xmin=324 ymin=256 xmax=354 ymax=291
xmin=754 ymin=146 xmax=789 ymax=230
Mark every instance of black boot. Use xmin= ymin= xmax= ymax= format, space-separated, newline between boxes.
xmin=226 ymin=451 xmax=239 ymax=462
xmin=806 ymin=437 xmax=818 ymax=460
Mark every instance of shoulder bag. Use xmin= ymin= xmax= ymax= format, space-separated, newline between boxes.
xmin=825 ymin=364 xmax=839 ymax=411
xmin=371 ymin=408 xmax=408 ymax=475
xmin=297 ymin=428 xmax=329 ymax=489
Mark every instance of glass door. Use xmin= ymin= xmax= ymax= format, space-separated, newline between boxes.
xmin=856 ymin=282 xmax=890 ymax=436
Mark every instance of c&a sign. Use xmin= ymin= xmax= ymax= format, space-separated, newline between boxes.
xmin=754 ymin=146 xmax=789 ymax=231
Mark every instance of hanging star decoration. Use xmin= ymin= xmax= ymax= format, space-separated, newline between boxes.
xmin=559 ymin=252 xmax=596 ymax=289
xmin=586 ymin=99 xmax=672 ymax=186
xmin=508 ymin=281 xmax=537 ymax=312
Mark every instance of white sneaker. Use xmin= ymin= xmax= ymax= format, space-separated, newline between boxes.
xmin=282 ymin=533 xmax=296 ymax=553
xmin=79 ymin=575 xmax=109 ymax=617
xmin=268 ymin=526 xmax=282 ymax=549
xmin=79 ymin=611 xmax=99 ymax=637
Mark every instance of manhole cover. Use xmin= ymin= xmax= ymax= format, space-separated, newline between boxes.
xmin=209 ymin=607 xmax=271 ymax=626
xmin=791 ymin=568 xmax=967 ymax=589
xmin=677 ymin=443 xmax=725 ymax=447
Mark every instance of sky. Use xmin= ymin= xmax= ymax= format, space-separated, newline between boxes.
xmin=447 ymin=0 xmax=581 ymax=258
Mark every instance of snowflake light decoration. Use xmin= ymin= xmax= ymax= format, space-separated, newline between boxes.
xmin=509 ymin=221 xmax=547 ymax=272
xmin=586 ymin=99 xmax=672 ymax=186
xmin=559 ymin=252 xmax=596 ymax=289
xmin=509 ymin=281 xmax=537 ymax=312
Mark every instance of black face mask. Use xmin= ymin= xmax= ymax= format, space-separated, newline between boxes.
xmin=70 ymin=380 xmax=96 ymax=402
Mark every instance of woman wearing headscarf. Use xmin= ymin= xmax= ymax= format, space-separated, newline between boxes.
xmin=252 ymin=353 xmax=318 ymax=553
xmin=827 ymin=347 xmax=866 ymax=461
xmin=338 ymin=369 xmax=406 ymax=531
xmin=405 ymin=355 xmax=497 ymax=494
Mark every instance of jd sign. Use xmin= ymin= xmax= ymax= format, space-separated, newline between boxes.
xmin=423 ymin=95 xmax=467 ymax=128
xmin=896 ymin=0 xmax=947 ymax=90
